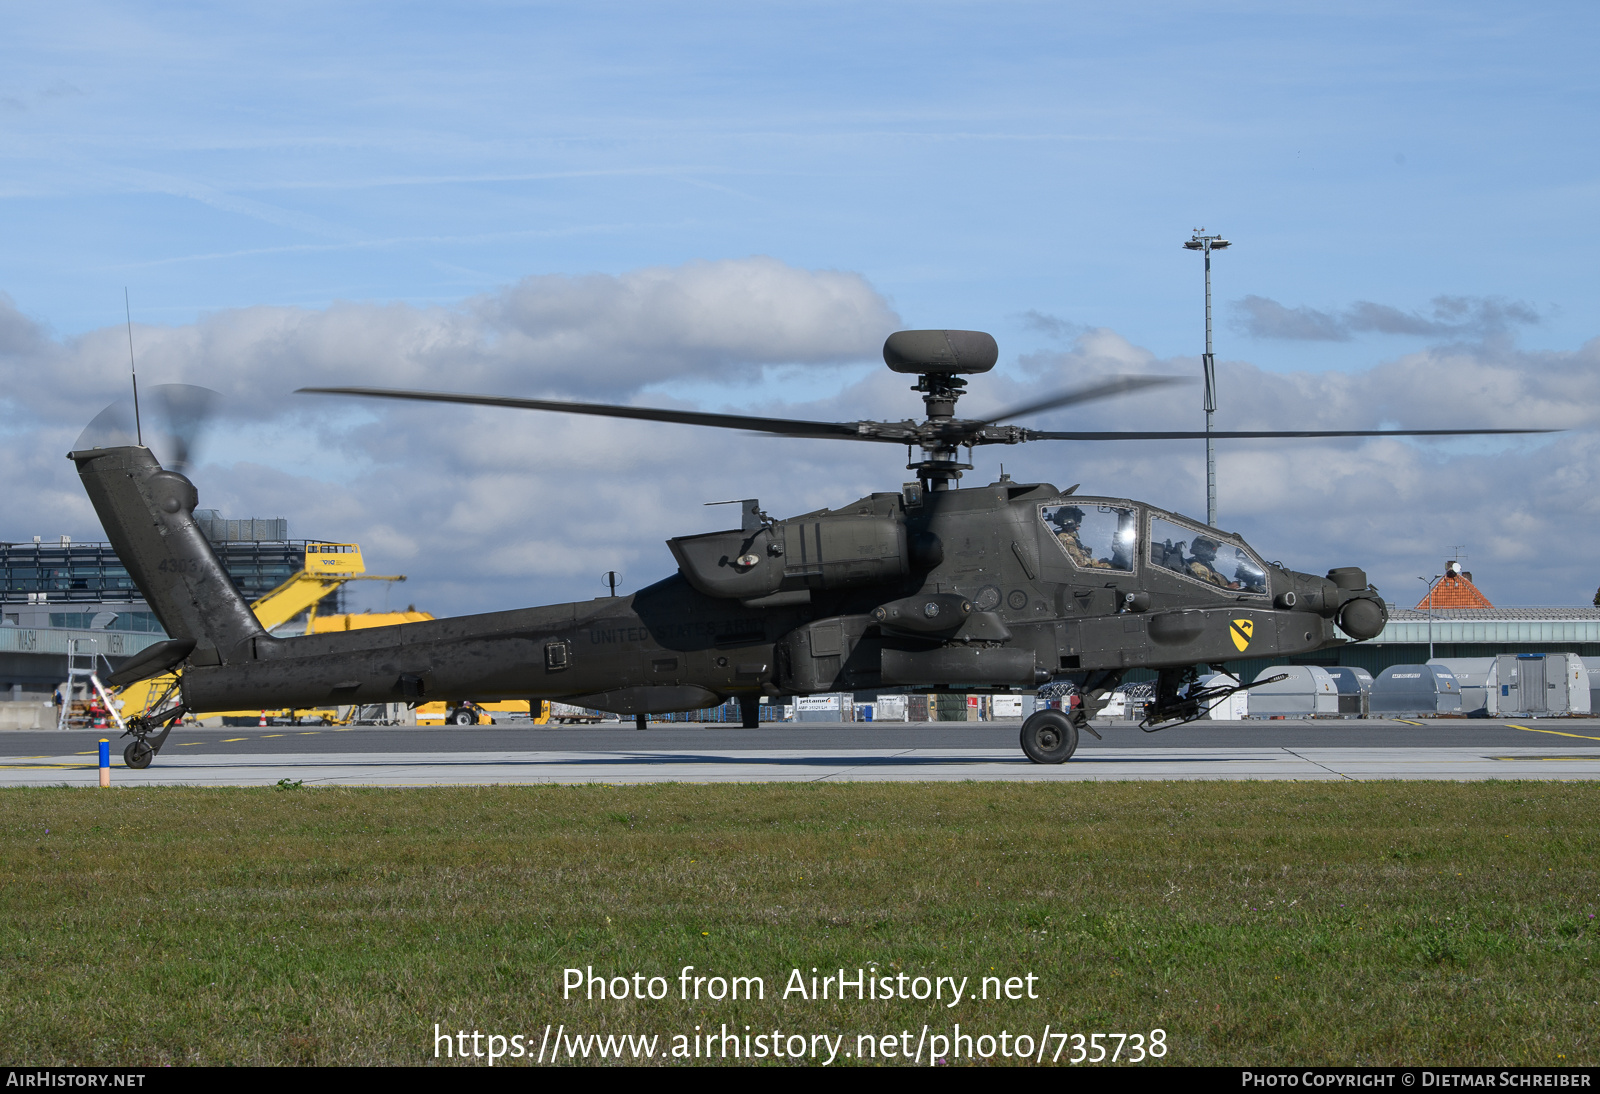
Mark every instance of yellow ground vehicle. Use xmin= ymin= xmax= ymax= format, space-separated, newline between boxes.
xmin=414 ymin=699 xmax=550 ymax=725
xmin=117 ymin=543 xmax=406 ymax=724
xmin=304 ymin=611 xmax=549 ymax=724
xmin=119 ymin=576 xmax=555 ymax=725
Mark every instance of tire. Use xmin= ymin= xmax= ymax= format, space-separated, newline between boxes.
xmin=1019 ymin=709 xmax=1079 ymax=765
xmin=123 ymin=740 xmax=154 ymax=769
xmin=450 ymin=709 xmax=476 ymax=726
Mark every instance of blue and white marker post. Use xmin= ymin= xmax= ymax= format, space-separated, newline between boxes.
xmin=98 ymin=738 xmax=110 ymax=788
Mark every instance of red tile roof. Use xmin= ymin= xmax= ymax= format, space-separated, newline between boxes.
xmin=1414 ymin=572 xmax=1494 ymax=610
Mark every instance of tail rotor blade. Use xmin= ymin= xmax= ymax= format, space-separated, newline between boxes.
xmin=73 ymin=384 xmax=220 ymax=471
xmin=149 ymin=384 xmax=219 ymax=471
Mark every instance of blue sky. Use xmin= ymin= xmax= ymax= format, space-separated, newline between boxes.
xmin=3 ymin=3 xmax=1598 ymax=611
xmin=8 ymin=4 xmax=1594 ymax=356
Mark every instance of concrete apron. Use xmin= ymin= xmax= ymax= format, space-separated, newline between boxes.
xmin=5 ymin=746 xmax=1600 ymax=786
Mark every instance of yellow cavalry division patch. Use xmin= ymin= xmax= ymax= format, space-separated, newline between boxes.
xmin=1230 ymin=618 xmax=1254 ymax=652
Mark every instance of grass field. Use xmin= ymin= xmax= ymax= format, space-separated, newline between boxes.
xmin=1 ymin=781 xmax=1596 ymax=1066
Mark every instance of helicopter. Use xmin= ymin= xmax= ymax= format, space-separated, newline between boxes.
xmin=76 ymin=329 xmax=1547 ymax=768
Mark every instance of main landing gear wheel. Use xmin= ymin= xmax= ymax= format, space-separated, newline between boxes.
xmin=1020 ymin=709 xmax=1079 ymax=765
xmin=123 ymin=740 xmax=154 ymax=769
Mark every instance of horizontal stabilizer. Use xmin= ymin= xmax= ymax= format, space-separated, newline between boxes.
xmin=107 ymin=638 xmax=197 ymax=687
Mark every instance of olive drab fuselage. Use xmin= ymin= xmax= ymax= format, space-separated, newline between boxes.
xmin=71 ymin=444 xmax=1386 ymax=719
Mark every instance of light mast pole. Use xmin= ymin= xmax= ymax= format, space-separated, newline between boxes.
xmin=1184 ymin=229 xmax=1230 ymax=527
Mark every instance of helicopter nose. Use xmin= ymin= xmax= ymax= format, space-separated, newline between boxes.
xmin=1337 ymin=596 xmax=1387 ymax=641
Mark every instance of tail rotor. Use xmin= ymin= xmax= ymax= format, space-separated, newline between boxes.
xmin=74 ymin=383 xmax=220 ymax=472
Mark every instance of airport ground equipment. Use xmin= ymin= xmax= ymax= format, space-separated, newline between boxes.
xmin=307 ymin=611 xmax=550 ymax=725
xmin=1322 ymin=666 xmax=1373 ymax=717
xmin=1369 ymin=664 xmax=1464 ymax=717
xmin=56 ymin=637 xmax=127 ymax=731
xmin=1429 ymin=658 xmax=1499 ymax=716
xmin=548 ymin=702 xmax=603 ymax=724
xmin=1248 ymin=665 xmax=1340 ymax=718
xmin=1493 ymin=653 xmax=1590 ymax=717
xmin=414 ymin=698 xmax=546 ymax=725
xmin=74 ymin=331 xmax=1545 ymax=764
xmin=1196 ymin=672 xmax=1247 ymax=719
xmin=1424 ymin=654 xmax=1591 ymax=718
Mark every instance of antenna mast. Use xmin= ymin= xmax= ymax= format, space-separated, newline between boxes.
xmin=124 ymin=289 xmax=143 ymax=446
xmin=1183 ymin=229 xmax=1230 ymax=527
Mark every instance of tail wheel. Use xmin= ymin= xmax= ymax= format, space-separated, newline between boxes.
xmin=1019 ymin=709 xmax=1079 ymax=765
xmin=123 ymin=740 xmax=154 ymax=769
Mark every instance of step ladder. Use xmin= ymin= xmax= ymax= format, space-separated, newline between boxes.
xmin=57 ymin=638 xmax=127 ymax=733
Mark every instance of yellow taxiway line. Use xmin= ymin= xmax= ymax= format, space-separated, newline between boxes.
xmin=1506 ymin=723 xmax=1600 ymax=743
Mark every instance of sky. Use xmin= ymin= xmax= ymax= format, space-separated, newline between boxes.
xmin=2 ymin=2 xmax=1597 ymax=613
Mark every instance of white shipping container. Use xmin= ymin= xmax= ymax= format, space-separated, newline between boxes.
xmin=990 ymin=695 xmax=1025 ymax=718
xmin=1494 ymin=653 xmax=1591 ymax=715
xmin=1429 ymin=658 xmax=1498 ymax=716
xmin=1248 ymin=666 xmax=1339 ymax=717
xmin=1197 ymin=673 xmax=1247 ymax=720
xmin=796 ymin=693 xmax=853 ymax=722
xmin=872 ymin=695 xmax=909 ymax=721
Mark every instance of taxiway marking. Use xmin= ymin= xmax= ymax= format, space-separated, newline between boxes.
xmin=1506 ymin=724 xmax=1600 ymax=743
xmin=0 ymin=763 xmax=95 ymax=770
xmin=1489 ymin=756 xmax=1596 ymax=761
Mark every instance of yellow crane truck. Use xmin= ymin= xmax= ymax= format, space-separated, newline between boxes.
xmin=117 ymin=544 xmax=549 ymax=725
xmin=116 ymin=543 xmax=402 ymax=724
xmin=301 ymin=608 xmax=549 ymax=725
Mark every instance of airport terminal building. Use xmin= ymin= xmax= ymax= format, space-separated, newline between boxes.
xmin=0 ymin=511 xmax=334 ymax=703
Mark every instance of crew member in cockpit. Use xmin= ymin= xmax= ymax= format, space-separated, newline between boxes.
xmin=1188 ymin=537 xmax=1240 ymax=590
xmin=1052 ymin=507 xmax=1111 ymax=569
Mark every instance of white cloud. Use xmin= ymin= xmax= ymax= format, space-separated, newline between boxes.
xmin=0 ymin=256 xmax=900 ymax=418
xmin=1234 ymin=294 xmax=1543 ymax=342
xmin=1 ymin=259 xmax=904 ymax=611
xmin=4 ymin=271 xmax=1597 ymax=615
xmin=993 ymin=332 xmax=1600 ymax=606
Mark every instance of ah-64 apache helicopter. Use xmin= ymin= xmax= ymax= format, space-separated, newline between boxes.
xmin=76 ymin=330 xmax=1544 ymax=768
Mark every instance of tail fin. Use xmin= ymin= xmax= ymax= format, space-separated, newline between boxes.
xmin=70 ymin=446 xmax=267 ymax=665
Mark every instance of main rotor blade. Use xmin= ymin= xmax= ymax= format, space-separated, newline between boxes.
xmin=981 ymin=375 xmax=1188 ymax=426
xmin=1024 ymin=427 xmax=1558 ymax=440
xmin=297 ymin=386 xmax=879 ymax=440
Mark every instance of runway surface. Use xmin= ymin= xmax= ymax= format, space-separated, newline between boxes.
xmin=4 ymin=718 xmax=1600 ymax=786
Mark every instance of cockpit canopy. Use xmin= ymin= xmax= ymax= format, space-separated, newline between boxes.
xmin=1040 ymin=500 xmax=1268 ymax=596
xmin=1147 ymin=514 xmax=1266 ymax=594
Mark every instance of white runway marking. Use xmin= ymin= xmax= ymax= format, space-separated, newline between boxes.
xmin=5 ymin=746 xmax=1600 ymax=787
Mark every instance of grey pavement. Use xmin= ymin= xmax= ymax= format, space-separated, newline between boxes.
xmin=3 ymin=717 xmax=1599 ymax=786
xmin=6 ymin=717 xmax=1600 ymax=757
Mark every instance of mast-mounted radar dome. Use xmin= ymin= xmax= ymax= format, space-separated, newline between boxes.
xmin=882 ymin=330 xmax=998 ymax=375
